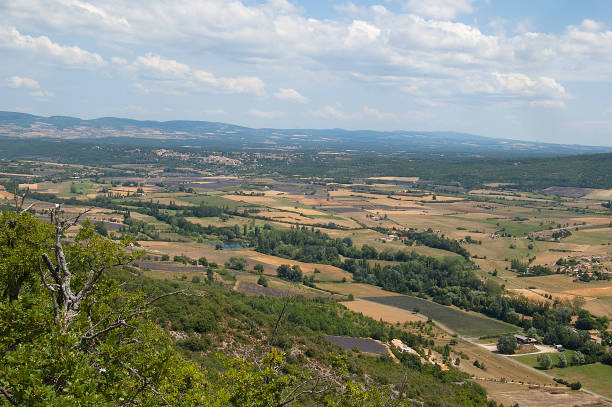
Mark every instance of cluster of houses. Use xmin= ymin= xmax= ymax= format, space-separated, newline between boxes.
xmin=556 ymin=255 xmax=611 ymax=280
xmin=153 ymin=149 xmax=242 ymax=166
xmin=379 ymin=234 xmax=410 ymax=243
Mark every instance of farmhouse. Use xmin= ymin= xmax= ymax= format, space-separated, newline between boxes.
xmin=514 ymin=334 xmax=538 ymax=345
xmin=391 ymin=339 xmax=416 ymax=354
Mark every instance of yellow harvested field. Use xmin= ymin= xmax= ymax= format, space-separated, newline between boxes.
xmin=507 ymin=289 xmax=551 ymax=303
xmin=563 ymin=286 xmax=612 ymax=297
xmin=110 ymin=186 xmax=156 ymax=193
xmin=18 ymin=183 xmax=38 ymax=190
xmin=248 ymin=253 xmax=351 ymax=281
xmin=584 ymin=189 xmax=612 ymax=200
xmin=223 ymin=194 xmax=278 ymax=204
xmin=0 ymin=190 xmax=15 ymax=199
xmin=257 ymin=210 xmax=313 ymax=223
xmin=584 ymin=298 xmax=612 ymax=318
xmin=367 ymin=176 xmax=419 ymax=182
xmin=340 ymin=299 xmax=425 ymax=324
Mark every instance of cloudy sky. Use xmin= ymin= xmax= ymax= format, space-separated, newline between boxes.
xmin=2 ymin=0 xmax=612 ymax=146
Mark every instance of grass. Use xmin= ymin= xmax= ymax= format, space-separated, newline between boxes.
xmin=513 ymin=352 xmax=612 ymax=397
xmin=513 ymin=350 xmax=575 ymax=368
xmin=545 ymin=363 xmax=612 ymax=397
xmin=365 ymin=295 xmax=520 ymax=338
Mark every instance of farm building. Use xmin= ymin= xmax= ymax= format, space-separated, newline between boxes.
xmin=514 ymin=334 xmax=538 ymax=345
xmin=391 ymin=339 xmax=416 ymax=354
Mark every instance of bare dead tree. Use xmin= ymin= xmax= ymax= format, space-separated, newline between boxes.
xmin=267 ymin=294 xmax=294 ymax=352
xmin=11 ymin=183 xmax=34 ymax=214
xmin=38 ymin=205 xmax=111 ymax=330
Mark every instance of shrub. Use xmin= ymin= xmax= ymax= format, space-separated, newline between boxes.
xmin=570 ymin=382 xmax=582 ymax=390
xmin=557 ymin=353 xmax=568 ymax=368
xmin=257 ymin=275 xmax=268 ymax=287
xmin=537 ymin=353 xmax=552 ymax=370
xmin=225 ymin=256 xmax=247 ymax=270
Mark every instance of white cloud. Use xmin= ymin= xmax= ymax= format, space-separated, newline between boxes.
xmin=274 ymin=88 xmax=308 ymax=103
xmin=135 ymin=53 xmax=190 ymax=78
xmin=2 ymin=0 xmax=612 ymax=120
xmin=361 ymin=106 xmax=395 ymax=120
xmin=7 ymin=76 xmax=39 ymax=89
xmin=249 ymin=108 xmax=283 ymax=118
xmin=110 ymin=56 xmax=128 ymax=65
xmin=311 ymin=105 xmax=350 ymax=120
xmin=217 ymin=76 xmax=264 ymax=95
xmin=345 ymin=20 xmax=380 ymax=46
xmin=130 ymin=53 xmax=264 ymax=95
xmin=403 ymin=0 xmax=476 ymax=20
xmin=0 ymin=26 xmax=104 ymax=68
xmin=492 ymin=72 xmax=568 ymax=99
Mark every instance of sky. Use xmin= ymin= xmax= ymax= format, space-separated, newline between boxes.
xmin=1 ymin=0 xmax=612 ymax=146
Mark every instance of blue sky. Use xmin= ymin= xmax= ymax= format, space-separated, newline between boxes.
xmin=1 ymin=0 xmax=612 ymax=146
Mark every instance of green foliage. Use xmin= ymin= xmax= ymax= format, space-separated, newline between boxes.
xmin=572 ymin=351 xmax=586 ymax=366
xmin=537 ymin=353 xmax=553 ymax=370
xmin=0 ymin=211 xmax=54 ymax=302
xmin=558 ymin=353 xmax=568 ymax=368
xmin=257 ymin=275 xmax=268 ymax=287
xmin=277 ymin=264 xmax=303 ymax=282
xmin=94 ymin=220 xmax=108 ymax=237
xmin=226 ymin=256 xmax=248 ymax=270
xmin=0 ymin=214 xmax=210 ymax=405
xmin=497 ymin=335 xmax=518 ymax=355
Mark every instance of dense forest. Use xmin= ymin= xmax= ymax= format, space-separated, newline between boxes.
xmin=1 ymin=137 xmax=611 ymax=190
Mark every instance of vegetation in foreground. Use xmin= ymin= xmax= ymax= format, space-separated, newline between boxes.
xmin=0 ymin=207 xmax=491 ymax=406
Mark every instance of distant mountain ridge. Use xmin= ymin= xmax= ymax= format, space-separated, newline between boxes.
xmin=1 ymin=111 xmax=610 ymax=157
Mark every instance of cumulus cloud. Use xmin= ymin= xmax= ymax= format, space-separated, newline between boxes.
xmin=274 ymin=88 xmax=308 ymax=103
xmin=7 ymin=76 xmax=39 ymax=89
xmin=132 ymin=53 xmax=264 ymax=95
xmin=1 ymin=1 xmax=612 ymax=117
xmin=0 ymin=26 xmax=104 ymax=68
xmin=135 ymin=53 xmax=191 ymax=78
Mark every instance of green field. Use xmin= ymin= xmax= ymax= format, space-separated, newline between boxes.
xmin=365 ymin=295 xmax=520 ymax=338
xmin=514 ymin=352 xmax=612 ymax=398
xmin=546 ymin=363 xmax=612 ymax=397
xmin=513 ymin=350 xmax=575 ymax=368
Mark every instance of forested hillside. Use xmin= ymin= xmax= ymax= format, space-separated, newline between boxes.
xmin=0 ymin=207 xmax=491 ymax=406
